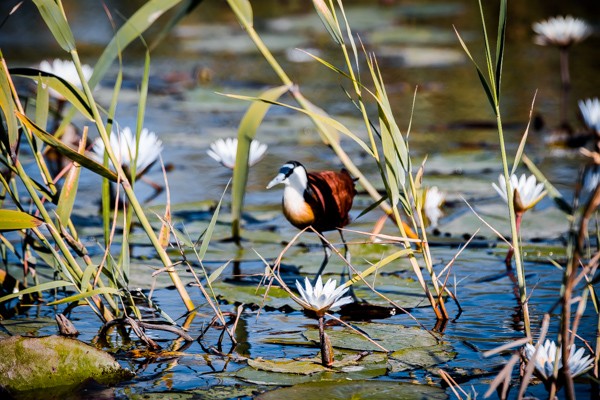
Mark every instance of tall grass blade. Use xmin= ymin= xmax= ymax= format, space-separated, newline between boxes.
xmin=0 ymin=210 xmax=43 ymax=231
xmin=56 ymin=131 xmax=86 ymax=227
xmin=522 ymin=154 xmax=572 ymax=214
xmin=198 ymin=181 xmax=229 ymax=261
xmin=35 ymin=79 xmax=49 ymax=131
xmin=32 ymin=0 xmax=75 ymax=52
xmin=312 ymin=0 xmax=343 ymax=45
xmin=0 ymin=54 xmax=18 ymax=152
xmin=47 ymin=287 xmax=121 ymax=306
xmin=223 ymin=93 xmax=374 ymax=157
xmin=150 ymin=0 xmax=205 ymax=50
xmin=16 ymin=112 xmax=118 ymax=181
xmin=12 ymin=68 xmax=94 ymax=120
xmin=0 ymin=280 xmax=74 ymax=304
xmin=453 ymin=27 xmax=495 ymax=110
xmin=494 ymin=0 xmax=507 ymax=101
xmin=228 ymin=0 xmax=253 ymax=26
xmin=231 ymin=85 xmax=288 ymax=240
xmin=89 ymin=0 xmax=184 ymax=89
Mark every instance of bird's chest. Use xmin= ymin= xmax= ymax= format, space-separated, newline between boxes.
xmin=282 ymin=187 xmax=315 ymax=229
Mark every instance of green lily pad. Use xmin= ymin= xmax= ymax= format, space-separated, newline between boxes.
xmin=388 ymin=343 xmax=456 ymax=372
xmin=0 ymin=335 xmax=133 ymax=393
xmin=352 ymin=274 xmax=430 ymax=309
xmin=235 ymin=352 xmax=387 ymax=386
xmin=248 ymin=358 xmax=328 ymax=375
xmin=303 ymin=322 xmax=439 ymax=353
xmin=212 ymin=281 xmax=298 ymax=310
xmin=255 ymin=380 xmax=447 ymax=400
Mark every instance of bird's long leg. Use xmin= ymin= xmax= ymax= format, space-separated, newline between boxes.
xmin=338 ymin=229 xmax=358 ymax=301
xmin=312 ymin=235 xmax=332 ymax=284
xmin=338 ymin=229 xmax=351 ymax=282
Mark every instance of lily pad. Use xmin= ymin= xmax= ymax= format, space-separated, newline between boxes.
xmin=303 ymin=322 xmax=439 ymax=352
xmin=236 ymin=352 xmax=387 ymax=386
xmin=352 ymin=274 xmax=430 ymax=309
xmin=248 ymin=358 xmax=328 ymax=375
xmin=255 ymin=380 xmax=447 ymax=400
xmin=388 ymin=343 xmax=456 ymax=372
xmin=0 ymin=335 xmax=133 ymax=393
xmin=212 ymin=281 xmax=298 ymax=310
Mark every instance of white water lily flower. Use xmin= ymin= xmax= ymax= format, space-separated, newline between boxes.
xmin=295 ymin=276 xmax=353 ymax=316
xmin=39 ymin=59 xmax=93 ymax=100
xmin=579 ymin=98 xmax=600 ymax=133
xmin=92 ymin=127 xmax=163 ymax=174
xmin=424 ymin=186 xmax=445 ymax=228
xmin=492 ymin=174 xmax=546 ymax=212
xmin=532 ymin=16 xmax=592 ymax=47
xmin=524 ymin=339 xmax=594 ymax=381
xmin=207 ymin=138 xmax=267 ymax=169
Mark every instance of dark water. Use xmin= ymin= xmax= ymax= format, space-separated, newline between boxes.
xmin=0 ymin=0 xmax=599 ymax=398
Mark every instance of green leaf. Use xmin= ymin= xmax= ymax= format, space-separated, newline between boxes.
xmin=0 ymin=53 xmax=18 ymax=152
xmin=89 ymin=0 xmax=184 ymax=90
xmin=453 ymin=26 xmax=496 ymax=111
xmin=227 ymin=0 xmax=253 ymax=27
xmin=47 ymin=287 xmax=121 ymax=306
xmin=231 ymin=85 xmax=289 ymax=240
xmin=35 ymin=79 xmax=50 ymax=131
xmin=0 ymin=280 xmax=74 ymax=304
xmin=197 ymin=182 xmax=228 ymax=261
xmin=16 ymin=112 xmax=118 ymax=181
xmin=312 ymin=0 xmax=343 ymax=45
xmin=0 ymin=210 xmax=43 ymax=232
xmin=32 ymin=0 xmax=76 ymax=52
xmin=11 ymin=67 xmax=94 ymax=120
xmin=522 ymin=154 xmax=572 ymax=215
xmin=56 ymin=138 xmax=84 ymax=227
xmin=223 ymin=93 xmax=374 ymax=157
xmin=494 ymin=0 xmax=507 ymax=101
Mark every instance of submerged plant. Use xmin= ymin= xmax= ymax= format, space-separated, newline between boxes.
xmin=492 ymin=173 xmax=546 ymax=268
xmin=207 ymin=137 xmax=267 ymax=170
xmin=294 ymin=276 xmax=353 ymax=366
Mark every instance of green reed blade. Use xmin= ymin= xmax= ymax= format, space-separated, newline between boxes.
xmin=0 ymin=280 xmax=74 ymax=304
xmin=16 ymin=113 xmax=118 ymax=181
xmin=231 ymin=85 xmax=289 ymax=241
xmin=32 ymin=0 xmax=75 ymax=52
xmin=48 ymin=287 xmax=121 ymax=306
xmin=89 ymin=0 xmax=184 ymax=90
xmin=312 ymin=0 xmax=343 ymax=45
xmin=0 ymin=54 xmax=18 ymax=151
xmin=12 ymin=68 xmax=94 ymax=120
xmin=0 ymin=210 xmax=43 ymax=231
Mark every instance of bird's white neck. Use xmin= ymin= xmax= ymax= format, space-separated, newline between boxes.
xmin=283 ymin=167 xmax=308 ymax=210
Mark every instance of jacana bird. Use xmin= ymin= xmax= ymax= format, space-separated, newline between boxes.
xmin=267 ymin=160 xmax=357 ymax=281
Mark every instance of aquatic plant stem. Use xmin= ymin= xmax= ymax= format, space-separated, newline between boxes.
xmin=504 ymin=210 xmax=523 ymax=269
xmin=318 ymin=316 xmax=333 ymax=367
xmin=69 ymin=50 xmax=195 ymax=312
xmin=496 ymin=110 xmax=531 ymax=338
xmin=559 ymin=47 xmax=571 ymax=127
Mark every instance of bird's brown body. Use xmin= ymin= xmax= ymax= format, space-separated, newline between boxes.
xmin=283 ymin=169 xmax=355 ymax=232
xmin=267 ymin=161 xmax=357 ymax=284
